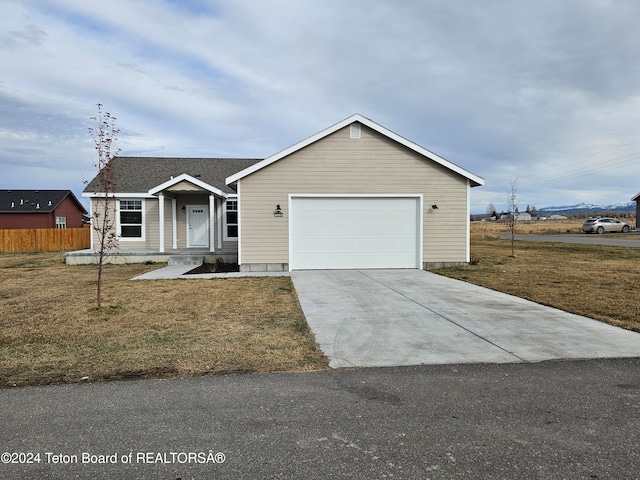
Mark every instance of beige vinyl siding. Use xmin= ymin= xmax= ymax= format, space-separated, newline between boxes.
xmin=162 ymin=196 xmax=173 ymax=250
xmin=90 ymin=198 xmax=117 ymax=249
xmin=167 ymin=181 xmax=204 ymax=192
xmin=239 ymin=124 xmax=469 ymax=266
xmin=90 ymin=194 xmax=235 ymax=252
xmin=143 ymin=199 xmax=159 ymax=250
xmin=222 ymin=238 xmax=238 ymax=250
xmin=90 ymin=197 xmax=158 ymax=250
xmin=175 ymin=197 xmax=188 ymax=249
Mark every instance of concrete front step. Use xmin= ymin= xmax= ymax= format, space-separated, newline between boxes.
xmin=168 ymin=255 xmax=204 ymax=266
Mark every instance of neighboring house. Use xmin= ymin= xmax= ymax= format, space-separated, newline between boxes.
xmin=632 ymin=192 xmax=640 ymax=229
xmin=0 ymin=190 xmax=87 ymax=229
xmin=80 ymin=114 xmax=484 ymax=271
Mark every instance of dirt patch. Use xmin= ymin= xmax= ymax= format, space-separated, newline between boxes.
xmin=185 ymin=263 xmax=240 ymax=274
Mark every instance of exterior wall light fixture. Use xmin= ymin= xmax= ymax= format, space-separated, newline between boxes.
xmin=274 ymin=204 xmax=283 ymax=217
xmin=432 ymin=204 xmax=439 ymax=209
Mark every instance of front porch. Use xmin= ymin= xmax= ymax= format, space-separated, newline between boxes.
xmin=77 ymin=173 xmax=240 ymax=266
xmin=64 ymin=248 xmax=238 ymax=265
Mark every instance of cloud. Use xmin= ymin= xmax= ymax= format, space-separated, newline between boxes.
xmin=1 ymin=0 xmax=640 ymax=212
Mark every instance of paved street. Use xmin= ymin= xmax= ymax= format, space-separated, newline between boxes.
xmin=2 ymin=359 xmax=640 ymax=479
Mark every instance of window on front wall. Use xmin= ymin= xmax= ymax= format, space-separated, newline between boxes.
xmin=225 ymin=200 xmax=238 ymax=239
xmin=119 ymin=200 xmax=143 ymax=239
xmin=55 ymin=216 xmax=67 ymax=229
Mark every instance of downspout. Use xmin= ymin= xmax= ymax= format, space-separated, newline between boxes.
xmin=171 ymin=198 xmax=177 ymax=249
xmin=209 ymin=195 xmax=215 ymax=253
xmin=158 ymin=194 xmax=165 ymax=253
xmin=217 ymin=197 xmax=223 ymax=250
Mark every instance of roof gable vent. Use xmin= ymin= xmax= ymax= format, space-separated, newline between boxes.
xmin=350 ymin=123 xmax=361 ymax=139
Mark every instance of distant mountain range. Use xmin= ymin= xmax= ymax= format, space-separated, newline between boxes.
xmin=540 ymin=202 xmax=636 ymax=215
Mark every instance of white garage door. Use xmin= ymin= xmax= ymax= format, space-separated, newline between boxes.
xmin=290 ymin=196 xmax=421 ymax=270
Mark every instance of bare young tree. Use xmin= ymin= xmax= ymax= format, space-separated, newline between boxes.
xmin=88 ymin=104 xmax=120 ymax=307
xmin=506 ymin=174 xmax=518 ymax=257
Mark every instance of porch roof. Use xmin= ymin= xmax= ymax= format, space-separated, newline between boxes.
xmin=148 ymin=173 xmax=227 ymax=198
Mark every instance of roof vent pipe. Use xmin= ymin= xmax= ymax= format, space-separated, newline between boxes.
xmin=36 ymin=203 xmax=40 ymax=209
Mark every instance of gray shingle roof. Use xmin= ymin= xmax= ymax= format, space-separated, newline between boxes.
xmin=0 ymin=190 xmax=86 ymax=213
xmin=84 ymin=157 xmax=262 ymax=195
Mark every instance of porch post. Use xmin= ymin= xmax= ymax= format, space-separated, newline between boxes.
xmin=209 ymin=195 xmax=215 ymax=253
xmin=217 ymin=197 xmax=223 ymax=250
xmin=158 ymin=194 xmax=165 ymax=253
xmin=171 ymin=198 xmax=177 ymax=249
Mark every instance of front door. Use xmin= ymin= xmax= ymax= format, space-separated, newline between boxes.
xmin=187 ymin=205 xmax=209 ymax=247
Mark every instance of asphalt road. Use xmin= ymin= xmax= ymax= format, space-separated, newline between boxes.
xmin=513 ymin=232 xmax=640 ymax=247
xmin=2 ymin=359 xmax=640 ymax=479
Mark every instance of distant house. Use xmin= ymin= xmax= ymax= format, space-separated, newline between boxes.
xmin=0 ymin=190 xmax=87 ymax=229
xmin=549 ymin=214 xmax=568 ymax=220
xmin=632 ymin=192 xmax=640 ymax=229
xmin=515 ymin=212 xmax=532 ymax=221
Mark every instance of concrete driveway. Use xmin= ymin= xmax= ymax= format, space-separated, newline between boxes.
xmin=291 ymin=269 xmax=640 ymax=368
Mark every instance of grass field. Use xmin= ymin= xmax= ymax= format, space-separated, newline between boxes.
xmin=0 ymin=252 xmax=328 ymax=388
xmin=436 ymin=237 xmax=640 ymax=333
xmin=470 ymin=218 xmax=636 ymax=240
xmin=470 ymin=220 xmax=585 ymax=239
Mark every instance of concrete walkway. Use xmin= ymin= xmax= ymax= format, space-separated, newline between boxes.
xmin=291 ymin=269 xmax=640 ymax=368
xmin=131 ymin=265 xmax=289 ymax=280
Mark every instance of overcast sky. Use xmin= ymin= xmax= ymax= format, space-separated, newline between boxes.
xmin=2 ymin=0 xmax=640 ymax=213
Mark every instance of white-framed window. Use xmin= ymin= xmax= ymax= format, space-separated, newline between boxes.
xmin=55 ymin=216 xmax=67 ymax=229
xmin=224 ymin=199 xmax=238 ymax=239
xmin=119 ymin=199 xmax=145 ymax=240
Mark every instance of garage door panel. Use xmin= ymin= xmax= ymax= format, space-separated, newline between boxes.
xmin=291 ymin=197 xmax=420 ymax=270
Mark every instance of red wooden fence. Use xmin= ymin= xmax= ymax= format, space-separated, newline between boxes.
xmin=0 ymin=228 xmax=90 ymax=253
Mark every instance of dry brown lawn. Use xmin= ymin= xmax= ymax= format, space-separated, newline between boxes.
xmin=436 ymin=238 xmax=640 ymax=333
xmin=0 ymin=252 xmax=328 ymax=388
